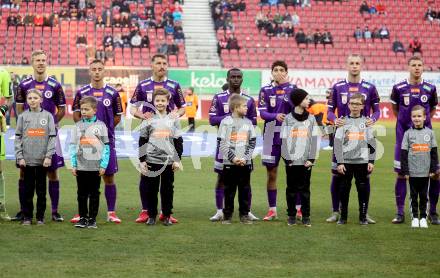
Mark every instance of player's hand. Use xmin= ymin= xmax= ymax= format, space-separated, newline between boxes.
xmin=172 ymin=161 xmax=181 ymax=172
xmin=71 ymin=168 xmax=77 ymax=176
xmin=335 ymin=118 xmax=345 ymax=127
xmin=232 ymin=157 xmax=241 ymax=166
xmin=169 ymin=111 xmax=179 ymax=119
xmin=239 ymin=158 xmax=246 ymax=166
xmin=140 ymin=162 xmax=148 ymax=175
xmin=337 ymin=164 xmax=346 ymax=175
xmin=99 ymin=168 xmax=106 ymax=176
xmin=43 ymin=158 xmax=51 ymax=167
xmin=18 ymin=159 xmax=26 ymax=168
xmin=276 ymin=113 xmax=286 ymax=122
xmin=404 ymin=175 xmax=409 ymax=180
xmin=304 ymin=161 xmax=314 ymax=168
xmin=143 ymin=112 xmax=153 ymax=120
xmin=367 ymin=163 xmax=374 ymax=173
xmin=366 ymin=118 xmax=375 ymax=127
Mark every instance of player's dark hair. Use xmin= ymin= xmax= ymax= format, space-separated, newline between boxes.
xmin=151 ymin=53 xmax=167 ymax=62
xmin=271 ymin=60 xmax=288 ymax=72
xmin=408 ymin=55 xmax=423 ymax=65
xmin=411 ymin=105 xmax=426 ymax=116
xmin=227 ymin=68 xmax=242 ymax=78
xmin=349 ymin=93 xmax=365 ymax=104
xmin=153 ymin=87 xmax=171 ymax=102
xmin=80 ymin=96 xmax=98 ymax=109
xmin=229 ymin=94 xmax=247 ymax=112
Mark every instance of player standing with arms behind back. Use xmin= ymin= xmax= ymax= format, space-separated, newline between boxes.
xmin=13 ymin=50 xmax=65 ymax=222
xmin=0 ymin=68 xmax=11 ymax=220
xmin=390 ymin=56 xmax=440 ymax=225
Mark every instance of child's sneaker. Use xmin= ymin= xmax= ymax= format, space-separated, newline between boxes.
xmin=107 ymin=212 xmax=121 ymax=224
xmin=240 ymin=215 xmax=253 ymax=224
xmin=287 ymin=216 xmax=296 ymax=226
xmin=135 ymin=210 xmax=149 ymax=223
xmin=263 ymin=210 xmax=277 ymax=221
xmin=248 ymin=211 xmax=259 ymax=221
xmin=411 ymin=218 xmax=419 ymax=228
xmin=0 ymin=212 xmax=11 ymax=221
xmin=337 ymin=218 xmax=347 ymax=225
xmin=36 ymin=218 xmax=45 ymax=225
xmin=159 ymin=213 xmax=178 ymax=223
xmin=22 ymin=218 xmax=32 ymax=226
xmin=70 ymin=214 xmax=80 ymax=223
xmin=222 ymin=218 xmax=232 ymax=224
xmin=428 ymin=213 xmax=440 ymax=225
xmin=162 ymin=217 xmax=173 ymax=226
xmin=366 ymin=214 xmax=376 ymax=224
xmin=419 ymin=218 xmax=428 ymax=228
xmin=51 ymin=212 xmax=64 ymax=222
xmin=75 ymin=217 xmax=88 ymax=228
xmin=359 ymin=218 xmax=368 ymax=225
xmin=87 ymin=218 xmax=97 ymax=229
xmin=11 ymin=211 xmax=24 ymax=222
xmin=296 ymin=208 xmax=303 ymax=221
xmin=209 ymin=210 xmax=224 ymax=222
xmin=392 ymin=214 xmax=405 ymax=224
xmin=146 ymin=217 xmax=156 ymax=225
xmin=326 ymin=212 xmax=339 ymax=223
xmin=302 ymin=217 xmax=311 ymax=227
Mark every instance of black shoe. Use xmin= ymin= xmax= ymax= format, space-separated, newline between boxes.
xmin=87 ymin=218 xmax=97 ymax=229
xmin=52 ymin=212 xmax=64 ymax=222
xmin=337 ymin=219 xmax=347 ymax=225
xmin=392 ymin=214 xmax=405 ymax=224
xmin=302 ymin=217 xmax=311 ymax=227
xmin=11 ymin=211 xmax=24 ymax=222
xmin=287 ymin=216 xmax=296 ymax=226
xmin=74 ymin=217 xmax=88 ymax=228
xmin=146 ymin=217 xmax=156 ymax=225
xmin=359 ymin=218 xmax=368 ymax=225
xmin=162 ymin=217 xmax=173 ymax=226
xmin=428 ymin=213 xmax=440 ymax=225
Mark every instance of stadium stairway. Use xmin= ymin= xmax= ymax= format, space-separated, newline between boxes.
xmin=182 ymin=0 xmax=221 ymax=67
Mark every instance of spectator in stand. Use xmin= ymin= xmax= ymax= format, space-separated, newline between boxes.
xmin=295 ymin=28 xmax=307 ymax=47
xmin=266 ymin=22 xmax=276 ymax=38
xmin=217 ymin=36 xmax=228 ymax=55
xmin=76 ymin=34 xmax=87 ymax=48
xmin=121 ymin=13 xmax=130 ymax=28
xmin=379 ymin=25 xmax=390 ymax=40
xmin=224 ymin=17 xmax=234 ymax=31
xmin=95 ymin=46 xmax=105 ymax=61
xmin=215 ymin=15 xmax=225 ymax=31
xmin=24 ymin=13 xmax=35 ymax=26
xmin=113 ymin=13 xmax=122 ymax=27
xmin=69 ymin=7 xmax=78 ymax=19
xmin=238 ymin=0 xmax=246 ymax=11
xmin=260 ymin=0 xmax=269 ymax=6
xmin=173 ymin=9 xmax=183 ymax=23
xmin=322 ymin=29 xmax=334 ymax=48
xmin=121 ymin=32 xmax=131 ymax=48
xmin=113 ymin=33 xmax=124 ymax=48
xmin=283 ymin=21 xmax=294 ymax=37
xmin=105 ymin=46 xmax=114 ymax=62
xmin=162 ymin=7 xmax=173 ymax=21
xmin=87 ymin=0 xmax=96 ymax=9
xmin=369 ymin=4 xmax=376 ymax=14
xmin=165 ymin=21 xmax=175 ymax=35
xmin=354 ymin=26 xmax=363 ymax=41
xmin=273 ymin=12 xmax=283 ymax=25
xmin=158 ymin=41 xmax=168 ymax=54
xmin=102 ymin=8 xmax=112 ymax=27
xmin=145 ymin=13 xmax=157 ymax=28
xmin=313 ymin=29 xmax=322 ymax=48
xmin=96 ymin=15 xmax=105 ymax=27
xmin=269 ymin=0 xmax=278 ymax=7
xmin=103 ymin=33 xmax=114 ymax=49
xmin=168 ymin=41 xmax=179 ymax=55
xmin=363 ymin=26 xmax=372 ymax=40
xmin=21 ymin=57 xmax=29 ymax=65
xmin=43 ymin=13 xmax=52 ymax=27
xmin=59 ymin=8 xmax=70 ymax=20
xmin=282 ymin=11 xmax=292 ymax=23
xmin=227 ymin=34 xmax=240 ymax=51
xmin=425 ymin=7 xmax=435 ymax=23
xmin=34 ymin=14 xmax=44 ymax=26
xmin=376 ymin=1 xmax=386 ymax=15
xmin=7 ymin=14 xmax=19 ymax=27
xmin=255 ymin=11 xmax=268 ymax=32
xmin=141 ymin=34 xmax=150 ymax=48
xmin=174 ymin=29 xmax=185 ymax=43
xmin=392 ymin=38 xmax=406 ymax=56
xmin=130 ymin=32 xmax=142 ymax=48
xmin=409 ymin=37 xmax=422 ymax=55
xmin=359 ymin=1 xmax=370 ymax=14
xmin=371 ymin=27 xmax=380 ymax=42
xmin=291 ymin=12 xmax=300 ymax=26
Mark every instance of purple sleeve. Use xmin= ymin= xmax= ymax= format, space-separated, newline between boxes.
xmin=247 ymin=97 xmax=257 ymax=126
xmin=327 ymin=87 xmax=337 ymax=122
xmin=54 ymin=83 xmax=66 ymax=106
xmin=130 ymin=83 xmax=144 ymax=105
xmin=430 ymin=86 xmax=438 ymax=108
xmin=390 ymin=86 xmax=399 ymax=105
xmin=113 ymin=91 xmax=123 ymax=115
xmin=370 ymin=87 xmax=381 ymax=121
xmin=15 ymin=83 xmax=26 ymax=104
xmin=258 ymin=89 xmax=277 ymax=121
xmin=72 ymin=91 xmax=82 ymax=112
xmin=208 ymin=95 xmax=226 ymax=126
xmin=173 ymin=83 xmax=186 ymax=109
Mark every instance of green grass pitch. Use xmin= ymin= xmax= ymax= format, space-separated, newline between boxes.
xmin=0 ymin=121 xmax=440 ymax=277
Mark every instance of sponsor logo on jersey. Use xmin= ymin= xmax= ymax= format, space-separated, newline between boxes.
xmin=80 ymin=137 xmax=100 ymax=145
xmin=290 ymin=129 xmax=308 ymax=138
xmin=27 ymin=128 xmax=46 ymax=137
xmin=349 ymin=87 xmax=359 ymax=92
xmin=412 ymin=143 xmax=429 ymax=153
xmin=276 ymin=89 xmax=284 ymax=95
xmin=93 ymin=92 xmax=103 ymax=97
xmin=152 ymin=129 xmax=171 ymax=139
xmin=35 ymin=84 xmax=45 ymax=90
xmin=361 ymin=83 xmax=371 ymax=89
xmin=423 ymin=85 xmax=431 ymax=92
xmin=346 ymin=132 xmax=365 ymax=140
xmin=230 ymin=131 xmax=248 ymax=142
xmin=167 ymin=82 xmax=176 ymax=89
xmin=154 ymin=84 xmax=163 ymax=89
xmin=411 ymin=88 xmax=420 ymax=93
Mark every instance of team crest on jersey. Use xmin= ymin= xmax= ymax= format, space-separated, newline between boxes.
xmin=93 ymin=127 xmax=100 ymax=135
xmin=40 ymin=119 xmax=47 ymax=126
xmin=341 ymin=94 xmax=348 ymax=104
xmin=103 ymin=99 xmax=111 ymax=107
xmin=359 ymin=123 xmax=366 ymax=129
xmin=404 ymin=96 xmax=410 ymax=106
xmin=223 ymin=103 xmax=229 ymax=113
xmin=303 ymin=120 xmax=310 ymax=127
xmin=421 ymin=95 xmax=428 ymax=103
xmin=44 ymin=90 xmax=53 ymax=98
xmin=424 ymin=134 xmax=431 ymax=142
xmin=147 ymin=92 xmax=153 ymax=102
xmin=269 ymin=96 xmax=276 ymax=107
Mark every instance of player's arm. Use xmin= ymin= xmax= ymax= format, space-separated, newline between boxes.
xmin=327 ymin=87 xmax=337 ymax=122
xmin=113 ymin=92 xmax=123 ymax=127
xmin=400 ymin=131 xmax=410 ymax=176
xmin=15 ymin=84 xmax=26 ymax=116
xmin=429 ymin=87 xmax=438 ymax=119
xmin=390 ymin=86 xmax=399 ymax=117
xmin=209 ymin=94 xmax=226 ymax=126
xmin=173 ymin=84 xmax=186 ymax=117
xmin=54 ymin=84 xmax=66 ymax=123
xmin=248 ymin=97 xmax=257 ymax=126
xmin=138 ymin=124 xmax=150 ymax=162
xmin=130 ymin=84 xmax=147 ymax=120
xmin=369 ymin=87 xmax=381 ymax=122
xmin=195 ymin=95 xmax=199 ymax=111
xmin=72 ymin=91 xmax=82 ymax=123
xmin=258 ymin=89 xmax=277 ymax=121
xmin=333 ymin=127 xmax=345 ymax=165
xmin=1 ymin=70 xmax=12 ymax=107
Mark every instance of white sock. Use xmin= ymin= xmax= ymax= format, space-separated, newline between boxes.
xmin=296 ymin=205 xmax=301 ymax=210
xmin=217 ymin=209 xmax=223 ymax=214
xmin=269 ymin=207 xmax=277 ymax=212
